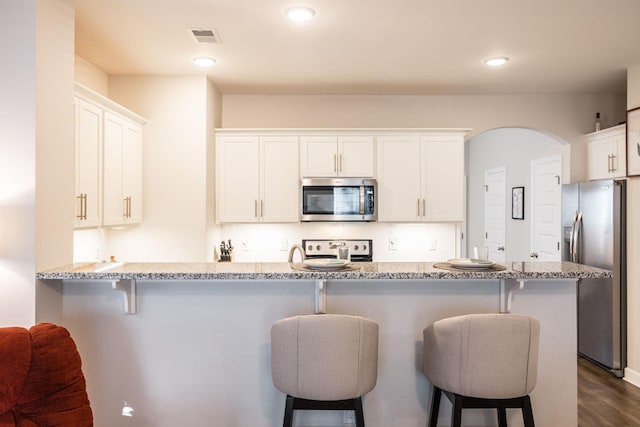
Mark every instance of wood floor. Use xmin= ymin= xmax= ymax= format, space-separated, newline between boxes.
xmin=578 ymin=357 xmax=640 ymax=426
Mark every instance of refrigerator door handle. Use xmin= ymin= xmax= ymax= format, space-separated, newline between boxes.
xmin=572 ymin=211 xmax=583 ymax=263
xmin=569 ymin=211 xmax=578 ymax=262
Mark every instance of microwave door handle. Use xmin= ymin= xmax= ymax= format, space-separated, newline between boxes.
xmin=359 ymin=186 xmax=365 ymax=215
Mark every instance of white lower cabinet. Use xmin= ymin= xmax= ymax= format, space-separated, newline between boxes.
xmin=216 ymin=135 xmax=299 ymax=223
xmin=74 ymin=83 xmax=146 ymax=228
xmin=377 ymin=133 xmax=465 ymax=222
xmin=586 ymin=124 xmax=626 ymax=180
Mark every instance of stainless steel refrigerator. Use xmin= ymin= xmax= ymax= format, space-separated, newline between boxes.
xmin=562 ymin=179 xmax=626 ymax=377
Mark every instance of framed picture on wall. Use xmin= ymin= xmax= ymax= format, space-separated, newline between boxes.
xmin=627 ymin=106 xmax=640 ymax=177
xmin=512 ymin=187 xmax=524 ymax=220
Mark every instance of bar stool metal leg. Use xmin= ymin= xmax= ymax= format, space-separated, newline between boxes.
xmin=282 ymin=395 xmax=294 ymax=427
xmin=428 ymin=386 xmax=442 ymax=427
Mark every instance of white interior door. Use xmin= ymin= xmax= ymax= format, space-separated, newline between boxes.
xmin=484 ymin=167 xmax=506 ymax=262
xmin=530 ymin=155 xmax=562 ymax=261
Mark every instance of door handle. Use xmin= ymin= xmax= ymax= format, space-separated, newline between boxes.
xmin=572 ymin=211 xmax=582 ymax=262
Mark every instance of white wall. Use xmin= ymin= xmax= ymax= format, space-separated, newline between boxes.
xmin=0 ymin=0 xmax=74 ymax=327
xmin=466 ymin=128 xmax=567 ymax=261
xmin=625 ymin=65 xmax=640 ymax=387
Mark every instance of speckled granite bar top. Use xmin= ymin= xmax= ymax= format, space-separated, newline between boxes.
xmin=36 ymin=261 xmax=611 ymax=281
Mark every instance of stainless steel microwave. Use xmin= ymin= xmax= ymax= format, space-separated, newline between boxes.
xmin=300 ymin=178 xmax=377 ymax=222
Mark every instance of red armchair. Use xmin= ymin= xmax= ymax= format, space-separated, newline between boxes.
xmin=0 ymin=323 xmax=93 ymax=426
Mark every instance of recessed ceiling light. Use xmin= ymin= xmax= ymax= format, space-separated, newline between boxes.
xmin=193 ymin=56 xmax=216 ymax=67
xmin=286 ymin=6 xmax=315 ymax=22
xmin=484 ymin=57 xmax=509 ymax=67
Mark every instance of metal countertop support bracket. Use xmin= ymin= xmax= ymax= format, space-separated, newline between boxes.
xmin=314 ymin=279 xmax=327 ymax=314
xmin=112 ymin=279 xmax=137 ymax=314
xmin=499 ymin=279 xmax=526 ymax=314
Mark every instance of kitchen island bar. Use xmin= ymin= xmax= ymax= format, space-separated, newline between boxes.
xmin=37 ymin=261 xmax=608 ymax=427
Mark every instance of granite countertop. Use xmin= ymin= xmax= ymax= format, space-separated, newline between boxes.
xmin=37 ymin=261 xmax=611 ymax=281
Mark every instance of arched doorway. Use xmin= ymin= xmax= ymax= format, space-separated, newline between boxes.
xmin=465 ymin=127 xmax=569 ymax=261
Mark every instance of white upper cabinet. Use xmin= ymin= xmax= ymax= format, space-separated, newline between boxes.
xmin=300 ymin=135 xmax=374 ymax=177
xmin=215 ymin=128 xmax=468 ymax=224
xmin=421 ymin=135 xmax=464 ymax=221
xmin=216 ymin=134 xmax=299 ymax=223
xmin=74 ymin=97 xmax=103 ymax=228
xmin=103 ymin=112 xmax=143 ymax=226
xmin=585 ymin=124 xmax=626 ymax=180
xmin=377 ymin=132 xmax=465 ymax=222
xmin=74 ymin=83 xmax=146 ymax=229
xmin=376 ymin=135 xmax=422 ymax=221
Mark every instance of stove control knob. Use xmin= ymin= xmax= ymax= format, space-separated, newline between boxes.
xmin=316 ymin=245 xmax=321 ymax=251
xmin=354 ymin=245 xmax=359 ymax=251
xmin=307 ymin=245 xmax=313 ymax=251
xmin=362 ymin=245 xmax=367 ymax=251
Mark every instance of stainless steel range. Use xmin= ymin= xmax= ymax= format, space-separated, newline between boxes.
xmin=302 ymin=239 xmax=373 ymax=262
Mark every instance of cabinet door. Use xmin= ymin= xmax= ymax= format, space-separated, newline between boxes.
xmin=216 ymin=136 xmax=260 ymax=222
xmin=75 ymin=98 xmax=102 ymax=228
xmin=377 ymin=136 xmax=422 ymax=221
xmin=300 ymin=136 xmax=338 ymax=177
xmin=339 ymin=136 xmax=375 ymax=177
xmin=422 ymin=135 xmax=464 ymax=221
xmin=122 ymin=121 xmax=143 ymax=223
xmin=588 ymin=136 xmax=614 ymax=180
xmin=103 ymin=112 xmax=143 ymax=226
xmin=260 ymin=136 xmax=299 ymax=222
xmin=586 ymin=126 xmax=627 ymax=180
xmin=611 ymin=131 xmax=627 ymax=178
xmin=103 ymin=112 xmax=126 ymax=226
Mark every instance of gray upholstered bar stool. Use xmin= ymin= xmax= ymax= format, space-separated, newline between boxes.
xmin=270 ymin=314 xmax=379 ymax=427
xmin=422 ymin=314 xmax=540 ymax=427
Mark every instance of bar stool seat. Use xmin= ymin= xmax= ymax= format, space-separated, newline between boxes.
xmin=422 ymin=313 xmax=540 ymax=427
xmin=271 ymin=314 xmax=379 ymax=427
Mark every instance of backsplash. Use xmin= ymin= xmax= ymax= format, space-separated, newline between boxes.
xmin=74 ymin=222 xmax=461 ymax=263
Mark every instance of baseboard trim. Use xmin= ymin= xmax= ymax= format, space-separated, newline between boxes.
xmin=623 ymin=367 xmax=640 ymax=389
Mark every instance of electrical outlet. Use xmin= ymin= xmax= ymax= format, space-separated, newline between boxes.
xmin=241 ymin=239 xmax=250 ymax=251
xmin=343 ymin=410 xmax=355 ymax=425
xmin=389 ymin=237 xmax=398 ymax=250
xmin=279 ymin=238 xmax=288 ymax=251
xmin=429 ymin=240 xmax=437 ymax=250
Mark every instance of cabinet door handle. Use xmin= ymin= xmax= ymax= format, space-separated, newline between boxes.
xmin=497 ymin=246 xmax=505 ymax=251
xmin=333 ymin=154 xmax=337 ymax=172
xmin=530 ymin=252 xmax=539 ymax=258
xmin=261 ymin=200 xmax=264 ymax=218
xmin=127 ymin=197 xmax=132 ymax=218
xmin=417 ymin=198 xmax=421 ymax=216
xmin=339 ymin=154 xmax=343 ymax=173
xmin=611 ymin=154 xmax=616 ymax=172
xmin=422 ymin=199 xmax=426 ymax=217
xmin=76 ymin=194 xmax=86 ymax=220
xmin=255 ymin=200 xmax=258 ymax=218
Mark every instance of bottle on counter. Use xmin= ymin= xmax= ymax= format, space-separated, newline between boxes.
xmin=595 ymin=112 xmax=602 ymax=132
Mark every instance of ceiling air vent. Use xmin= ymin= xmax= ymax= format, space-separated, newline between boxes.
xmin=189 ymin=28 xmax=221 ymax=43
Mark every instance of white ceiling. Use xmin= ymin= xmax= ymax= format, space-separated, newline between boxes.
xmin=75 ymin=0 xmax=640 ymax=95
